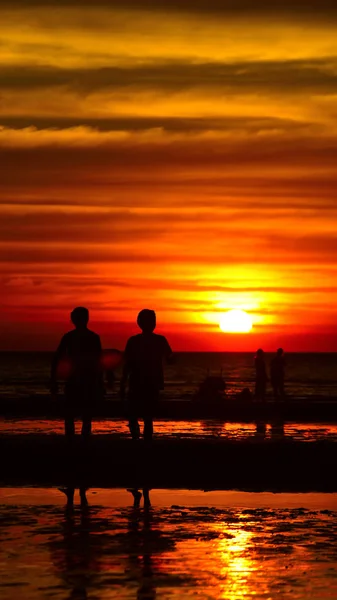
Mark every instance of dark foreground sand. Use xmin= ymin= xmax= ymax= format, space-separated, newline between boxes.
xmin=1 ymin=434 xmax=336 ymax=492
xmin=2 ymin=395 xmax=337 ymax=422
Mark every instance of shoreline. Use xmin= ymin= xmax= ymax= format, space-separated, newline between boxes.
xmin=1 ymin=394 xmax=337 ymax=423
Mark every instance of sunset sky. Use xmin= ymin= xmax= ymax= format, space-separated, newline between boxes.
xmin=1 ymin=0 xmax=337 ymax=351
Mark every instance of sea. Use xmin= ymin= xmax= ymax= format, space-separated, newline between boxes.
xmin=1 ymin=351 xmax=337 ymax=400
xmin=1 ymin=354 xmax=337 ymax=598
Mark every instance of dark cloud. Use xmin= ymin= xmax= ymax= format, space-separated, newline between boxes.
xmin=1 ymin=59 xmax=337 ymax=94
xmin=4 ymin=274 xmax=337 ymax=297
xmin=2 ymin=228 xmax=337 ymax=265
xmin=4 ymin=0 xmax=337 ymax=18
xmin=0 ymin=209 xmax=232 ymax=243
xmin=0 ymin=115 xmax=311 ymax=135
xmin=1 ymin=134 xmax=337 ymax=186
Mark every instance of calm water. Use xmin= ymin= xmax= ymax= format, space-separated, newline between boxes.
xmin=0 ymin=488 xmax=337 ymax=599
xmin=1 ymin=352 xmax=337 ymax=399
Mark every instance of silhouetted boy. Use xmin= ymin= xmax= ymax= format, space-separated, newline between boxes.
xmin=50 ymin=307 xmax=102 ymax=437
xmin=121 ymin=309 xmax=173 ymax=441
xmin=254 ymin=348 xmax=267 ymax=402
xmin=270 ymin=348 xmax=285 ymax=401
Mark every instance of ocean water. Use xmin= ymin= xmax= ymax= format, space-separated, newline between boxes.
xmin=1 ymin=488 xmax=337 ymax=599
xmin=1 ymin=351 xmax=337 ymax=399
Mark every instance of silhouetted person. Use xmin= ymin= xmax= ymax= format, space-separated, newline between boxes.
xmin=50 ymin=307 xmax=102 ymax=438
xmin=270 ymin=348 xmax=285 ymax=401
xmin=196 ymin=375 xmax=226 ymax=403
xmin=237 ymin=387 xmax=253 ymax=402
xmin=120 ymin=309 xmax=173 ymax=441
xmin=254 ymin=348 xmax=267 ymax=402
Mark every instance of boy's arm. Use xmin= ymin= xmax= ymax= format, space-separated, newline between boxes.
xmin=96 ymin=335 xmax=103 ymax=372
xmin=96 ymin=335 xmax=105 ymax=395
xmin=50 ymin=335 xmax=68 ymax=394
xmin=120 ymin=339 xmax=131 ymax=400
xmin=163 ymin=337 xmax=174 ymax=364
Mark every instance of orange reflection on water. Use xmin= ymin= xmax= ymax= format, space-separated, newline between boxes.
xmin=215 ymin=528 xmax=257 ymax=599
xmin=1 ymin=490 xmax=337 ymax=599
xmin=1 ymin=418 xmax=337 ymax=443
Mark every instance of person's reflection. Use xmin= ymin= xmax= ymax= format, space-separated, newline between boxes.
xmin=270 ymin=419 xmax=285 ymax=438
xmin=51 ymin=492 xmax=100 ymax=600
xmin=126 ymin=489 xmax=156 ymax=599
xmin=254 ymin=420 xmax=285 ymax=439
xmin=200 ymin=419 xmax=224 ymax=438
xmin=255 ymin=420 xmax=267 ymax=438
xmin=125 ymin=488 xmax=177 ymax=599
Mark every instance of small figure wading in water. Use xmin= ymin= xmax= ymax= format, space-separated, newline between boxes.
xmin=254 ymin=348 xmax=268 ymax=402
xmin=270 ymin=348 xmax=286 ymax=401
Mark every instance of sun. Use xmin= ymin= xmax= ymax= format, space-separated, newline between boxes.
xmin=219 ymin=309 xmax=253 ymax=333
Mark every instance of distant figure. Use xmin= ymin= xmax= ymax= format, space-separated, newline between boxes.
xmin=120 ymin=309 xmax=173 ymax=441
xmin=102 ymin=349 xmax=123 ymax=390
xmin=50 ymin=307 xmax=103 ymax=438
xmin=254 ymin=348 xmax=267 ymax=402
xmin=196 ymin=375 xmax=226 ymax=403
xmin=237 ymin=387 xmax=253 ymax=402
xmin=270 ymin=348 xmax=285 ymax=401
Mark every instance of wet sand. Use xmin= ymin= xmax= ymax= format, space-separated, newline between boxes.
xmin=0 ymin=488 xmax=337 ymax=599
xmin=1 ymin=418 xmax=337 ymax=441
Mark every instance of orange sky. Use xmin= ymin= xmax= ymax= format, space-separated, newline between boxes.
xmin=1 ymin=1 xmax=337 ymax=351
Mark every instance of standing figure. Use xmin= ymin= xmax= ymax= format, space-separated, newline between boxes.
xmin=254 ymin=348 xmax=267 ymax=402
xmin=270 ymin=348 xmax=285 ymax=401
xmin=121 ymin=309 xmax=173 ymax=441
xmin=50 ymin=306 xmax=103 ymax=438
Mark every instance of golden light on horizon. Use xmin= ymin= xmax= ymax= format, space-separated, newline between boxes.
xmin=219 ymin=309 xmax=253 ymax=334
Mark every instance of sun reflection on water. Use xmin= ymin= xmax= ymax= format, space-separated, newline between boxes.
xmin=1 ymin=491 xmax=337 ymax=599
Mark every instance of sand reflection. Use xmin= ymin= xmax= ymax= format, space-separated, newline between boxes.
xmin=0 ymin=490 xmax=337 ymax=599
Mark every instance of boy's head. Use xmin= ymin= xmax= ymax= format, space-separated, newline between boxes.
xmin=137 ymin=309 xmax=156 ymax=333
xmin=71 ymin=306 xmax=89 ymax=328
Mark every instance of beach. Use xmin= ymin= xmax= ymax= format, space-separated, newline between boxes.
xmin=1 ymin=352 xmax=337 ymax=597
xmin=1 ymin=487 xmax=337 ymax=600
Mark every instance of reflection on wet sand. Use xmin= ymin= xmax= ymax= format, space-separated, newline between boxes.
xmin=50 ymin=488 xmax=181 ymax=600
xmin=255 ymin=420 xmax=285 ymax=439
xmin=1 ymin=489 xmax=337 ymax=599
xmin=1 ymin=419 xmax=337 ymax=442
xmin=51 ymin=504 xmax=97 ymax=600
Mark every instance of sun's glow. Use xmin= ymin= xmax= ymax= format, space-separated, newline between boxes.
xmin=219 ymin=309 xmax=253 ymax=333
